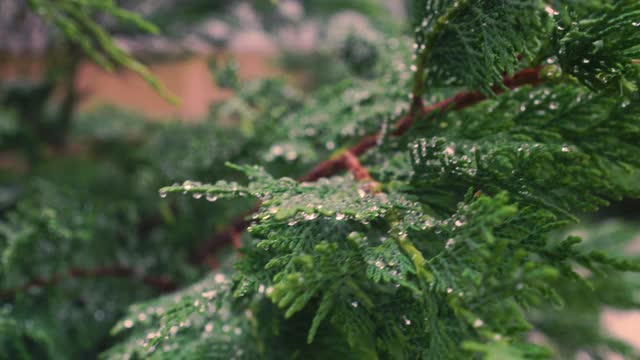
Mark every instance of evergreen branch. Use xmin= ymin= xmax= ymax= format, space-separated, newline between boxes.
xmin=0 ymin=266 xmax=177 ymax=298
xmin=193 ymin=66 xmax=546 ymax=263
xmin=303 ymin=66 xmax=544 ymax=182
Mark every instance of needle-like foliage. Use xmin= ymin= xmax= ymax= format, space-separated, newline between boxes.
xmin=2 ymin=1 xmax=640 ymax=359
xmin=145 ymin=1 xmax=640 ymax=358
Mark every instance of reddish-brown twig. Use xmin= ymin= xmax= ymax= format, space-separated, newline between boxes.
xmin=343 ymin=150 xmax=374 ymax=182
xmin=0 ymin=266 xmax=177 ymax=299
xmin=192 ymin=67 xmax=545 ymax=263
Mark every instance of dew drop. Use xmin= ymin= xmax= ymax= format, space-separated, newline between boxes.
xmin=304 ymin=213 xmax=319 ymax=221
xmin=286 ymin=151 xmax=298 ymax=161
xmin=446 ymin=238 xmax=456 ymax=249
xmin=444 ymin=146 xmax=455 ymax=156
xmin=202 ymin=290 xmax=216 ymax=299
xmin=325 ymin=141 xmax=335 ymax=150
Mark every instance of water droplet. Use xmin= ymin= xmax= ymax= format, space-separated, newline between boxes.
xmin=304 ymin=213 xmax=319 ymax=221
xmin=169 ymin=326 xmax=179 ymax=335
xmin=446 ymin=238 xmax=456 ymax=249
xmin=202 ymin=290 xmax=216 ymax=299
xmin=325 ymin=141 xmax=335 ymax=150
xmin=271 ymin=145 xmax=283 ymax=156
xmin=286 ymin=151 xmax=298 ymax=161
xmin=444 ymin=146 xmax=455 ymax=156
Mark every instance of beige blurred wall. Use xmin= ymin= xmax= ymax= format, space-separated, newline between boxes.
xmin=1 ymin=52 xmax=278 ymax=121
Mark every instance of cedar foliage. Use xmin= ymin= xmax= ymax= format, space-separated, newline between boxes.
xmin=2 ymin=1 xmax=640 ymax=359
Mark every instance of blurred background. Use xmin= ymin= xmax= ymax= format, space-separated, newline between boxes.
xmin=0 ymin=1 xmax=637 ymax=358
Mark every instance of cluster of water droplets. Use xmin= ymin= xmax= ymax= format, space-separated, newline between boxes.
xmin=254 ymin=176 xmax=394 ymax=228
xmin=111 ymin=272 xmax=253 ymax=358
xmin=410 ymin=137 xmax=478 ymax=178
xmin=263 ymin=143 xmax=300 ymax=163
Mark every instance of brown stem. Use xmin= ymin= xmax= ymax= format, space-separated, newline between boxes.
xmin=303 ymin=67 xmax=543 ymax=182
xmin=193 ymin=67 xmax=546 ymax=264
xmin=0 ymin=266 xmax=177 ymax=299
xmin=343 ymin=151 xmax=374 ymax=182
